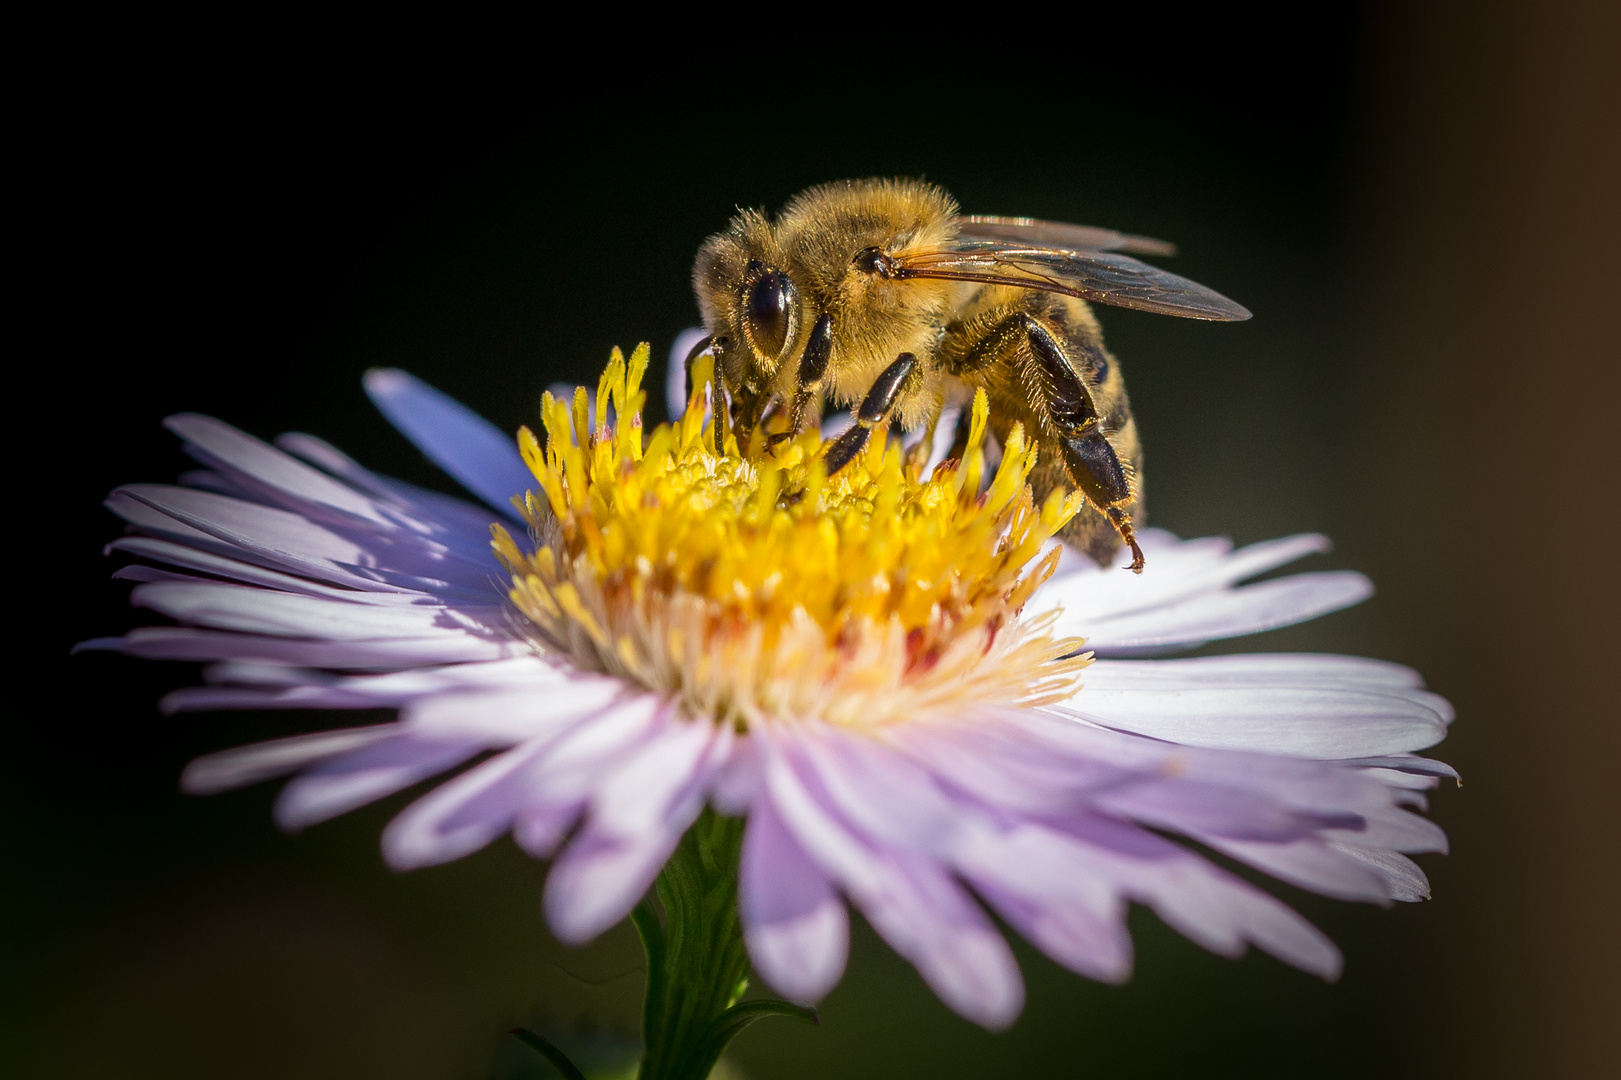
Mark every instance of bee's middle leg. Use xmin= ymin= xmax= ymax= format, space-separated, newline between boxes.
xmin=823 ymin=352 xmax=917 ymax=476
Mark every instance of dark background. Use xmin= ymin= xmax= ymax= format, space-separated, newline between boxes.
xmin=11 ymin=4 xmax=1618 ymax=1076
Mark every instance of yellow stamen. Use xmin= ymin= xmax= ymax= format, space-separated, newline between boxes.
xmin=494 ymin=344 xmax=1091 ymax=728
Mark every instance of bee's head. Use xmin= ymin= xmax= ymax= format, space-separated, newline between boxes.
xmin=692 ymin=209 xmax=803 ymax=395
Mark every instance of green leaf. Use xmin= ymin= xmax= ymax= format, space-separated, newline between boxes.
xmin=510 ymin=1027 xmax=589 ymax=1080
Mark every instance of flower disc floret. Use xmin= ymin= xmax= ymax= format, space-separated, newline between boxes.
xmin=494 ymin=344 xmax=1090 ymax=728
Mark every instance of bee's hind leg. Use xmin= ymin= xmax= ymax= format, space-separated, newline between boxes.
xmin=823 ymin=352 xmax=917 ymax=476
xmin=1106 ymin=506 xmax=1145 ymax=573
xmin=945 ymin=307 xmax=1144 ymax=572
xmin=1027 ymin=323 xmax=1145 ymax=573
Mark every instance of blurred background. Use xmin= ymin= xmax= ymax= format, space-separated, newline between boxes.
xmin=12 ymin=3 xmax=1617 ymax=1076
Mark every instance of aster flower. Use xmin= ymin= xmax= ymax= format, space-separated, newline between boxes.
xmin=84 ymin=343 xmax=1452 ymax=1070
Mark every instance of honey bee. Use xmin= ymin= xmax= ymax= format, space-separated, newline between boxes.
xmin=690 ymin=178 xmax=1250 ymax=572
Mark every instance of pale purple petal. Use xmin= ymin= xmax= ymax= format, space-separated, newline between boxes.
xmin=363 ymin=368 xmax=531 ymax=520
xmin=510 ymin=694 xmax=671 ymax=860
xmin=954 ymin=823 xmax=1132 ymax=983
xmin=272 ymin=736 xmax=483 ymax=830
xmin=115 ymin=483 xmax=496 ymax=593
xmin=86 ymin=625 xmax=521 ymax=669
xmin=273 ymin=432 xmax=509 ymax=567
xmin=382 ymin=740 xmax=552 ymax=869
xmin=113 ymin=484 xmax=414 ymax=591
xmin=1326 ymin=804 xmax=1449 ymax=854
xmin=860 ymin=852 xmax=1024 ymax=1030
xmin=1329 ymin=844 xmax=1432 ymax=901
xmin=1061 ymin=814 xmax=1342 ymax=978
xmin=165 ymin=413 xmax=397 ymax=529
xmin=760 ymin=737 xmax=1024 ymax=1029
xmin=740 ymin=794 xmax=850 ymax=1002
xmin=131 ymin=581 xmax=504 ymax=641
xmin=1202 ymin=836 xmax=1394 ymax=903
xmin=165 ymin=656 xmax=562 ymax=714
xmin=402 ymin=676 xmax=626 ymax=745
xmin=544 ymin=716 xmax=726 ymax=943
xmin=180 ymin=724 xmax=401 ymax=794
xmin=545 ymin=828 xmax=687 ymax=945
xmin=106 ymin=535 xmax=484 ymax=604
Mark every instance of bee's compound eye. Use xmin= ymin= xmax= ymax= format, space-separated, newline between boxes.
xmin=746 ymin=270 xmax=797 ymax=359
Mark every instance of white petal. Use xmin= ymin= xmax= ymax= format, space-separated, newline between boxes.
xmin=363 ymin=368 xmax=532 ymax=519
xmin=740 ymin=794 xmax=849 ymax=1002
xmin=1037 ymin=530 xmax=1324 ymax=622
xmin=1054 ymin=684 xmax=1447 ymax=758
xmin=1071 ymin=573 xmax=1374 ymax=655
xmin=1084 ymin=653 xmax=1425 ymax=691
xmin=666 ymin=328 xmax=711 ymax=418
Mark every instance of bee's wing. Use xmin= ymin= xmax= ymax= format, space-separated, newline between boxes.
xmin=896 ymin=241 xmax=1251 ymax=321
xmin=957 ymin=216 xmax=1178 ymax=257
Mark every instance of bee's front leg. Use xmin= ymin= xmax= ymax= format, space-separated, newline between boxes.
xmin=822 ymin=352 xmax=917 ymax=476
xmin=769 ymin=313 xmax=834 ymax=448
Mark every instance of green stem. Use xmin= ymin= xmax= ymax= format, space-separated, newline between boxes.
xmin=634 ymin=810 xmax=815 ymax=1080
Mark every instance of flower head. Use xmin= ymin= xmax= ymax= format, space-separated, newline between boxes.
xmin=498 ymin=344 xmax=1083 ymax=730
xmin=85 ymin=343 xmax=1453 ymax=1029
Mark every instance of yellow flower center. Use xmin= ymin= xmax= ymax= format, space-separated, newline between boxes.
xmin=493 ymin=345 xmax=1090 ymax=728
